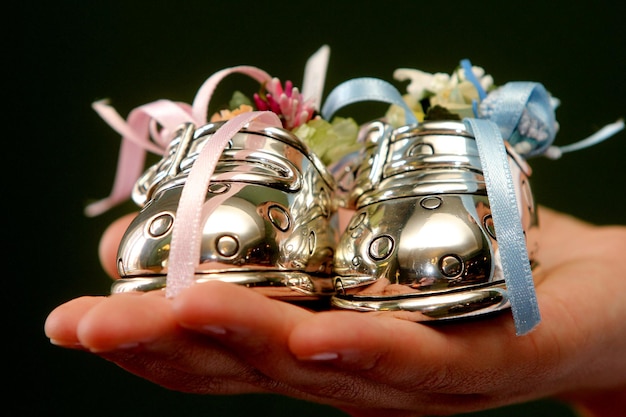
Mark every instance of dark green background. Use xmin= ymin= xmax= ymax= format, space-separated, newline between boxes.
xmin=11 ymin=1 xmax=624 ymax=416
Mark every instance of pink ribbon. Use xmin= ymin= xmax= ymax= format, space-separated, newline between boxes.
xmin=165 ymin=111 xmax=281 ymax=297
xmin=84 ymin=65 xmax=284 ymax=296
xmin=85 ymin=66 xmax=272 ymax=216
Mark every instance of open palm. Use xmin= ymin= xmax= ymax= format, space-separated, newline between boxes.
xmin=45 ymin=206 xmax=626 ymax=417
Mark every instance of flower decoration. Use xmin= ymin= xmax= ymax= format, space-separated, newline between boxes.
xmin=384 ymin=60 xmax=622 ymax=159
xmin=385 ymin=63 xmax=495 ymax=125
xmin=211 ymin=78 xmax=359 ymax=167
xmin=210 ymin=103 xmax=255 ymax=123
xmin=293 ymin=116 xmax=360 ymax=166
xmin=254 ymin=78 xmax=316 ymax=130
xmin=209 ymin=77 xmax=316 ymax=130
xmin=385 ymin=61 xmax=562 ymax=157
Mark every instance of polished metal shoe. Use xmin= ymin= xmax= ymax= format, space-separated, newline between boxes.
xmin=111 ymin=121 xmax=339 ymax=300
xmin=331 ymin=119 xmax=539 ymax=320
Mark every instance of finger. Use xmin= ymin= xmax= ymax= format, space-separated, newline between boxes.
xmin=287 ymin=311 xmax=510 ymax=415
xmin=537 ymin=206 xmax=577 ymax=264
xmin=94 ymin=328 xmax=277 ymax=396
xmin=172 ymin=281 xmax=335 ymax=399
xmin=291 ymin=266 xmax=626 ymax=409
xmin=99 ymin=345 xmax=273 ymax=396
xmin=75 ymin=291 xmax=175 ymax=352
xmin=536 ymin=206 xmax=598 ymax=269
xmin=538 ymin=206 xmax=625 ymax=269
xmin=48 ymin=290 xmax=279 ymax=396
xmin=172 ymin=281 xmax=430 ymax=409
xmin=289 ymin=304 xmax=560 ymax=397
xmin=44 ymin=296 xmax=106 ymax=348
xmin=99 ymin=212 xmax=136 ymax=278
xmin=172 ymin=281 xmax=312 ymax=367
xmin=289 ymin=310 xmax=456 ymax=384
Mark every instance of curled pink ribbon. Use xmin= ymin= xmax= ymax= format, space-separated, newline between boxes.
xmin=85 ymin=66 xmax=273 ymax=217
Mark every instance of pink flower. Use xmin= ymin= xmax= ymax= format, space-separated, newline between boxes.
xmin=254 ymin=78 xmax=316 ymax=130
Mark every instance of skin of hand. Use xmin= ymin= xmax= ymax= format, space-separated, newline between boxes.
xmin=44 ymin=207 xmax=626 ymax=417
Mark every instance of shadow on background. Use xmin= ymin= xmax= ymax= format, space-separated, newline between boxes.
xmin=10 ymin=1 xmax=623 ymax=416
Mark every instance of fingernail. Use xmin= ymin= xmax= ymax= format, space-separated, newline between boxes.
xmin=49 ymin=339 xmax=83 ymax=348
xmin=88 ymin=341 xmax=140 ymax=353
xmin=116 ymin=342 xmax=141 ymax=349
xmin=181 ymin=322 xmax=251 ymax=337
xmin=298 ymin=349 xmax=363 ymax=364
xmin=300 ymin=352 xmax=340 ymax=361
xmin=202 ymin=325 xmax=227 ymax=335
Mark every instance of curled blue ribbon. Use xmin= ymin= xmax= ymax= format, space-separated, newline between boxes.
xmin=321 ymin=77 xmax=418 ymax=125
xmin=480 ymin=81 xmax=558 ymax=157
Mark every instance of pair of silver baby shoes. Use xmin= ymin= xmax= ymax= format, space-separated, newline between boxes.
xmin=107 ymin=116 xmax=537 ymax=321
xmin=109 ymin=113 xmax=538 ymax=324
xmin=88 ymin=53 xmax=622 ymax=334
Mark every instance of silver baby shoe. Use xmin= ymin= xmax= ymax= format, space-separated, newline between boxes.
xmin=111 ymin=120 xmax=339 ymax=301
xmin=330 ymin=119 xmax=539 ymax=321
xmin=323 ymin=68 xmax=621 ymax=335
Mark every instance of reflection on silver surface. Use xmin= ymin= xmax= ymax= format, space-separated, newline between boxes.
xmin=331 ymin=120 xmax=539 ymax=320
xmin=113 ymin=122 xmax=338 ymax=299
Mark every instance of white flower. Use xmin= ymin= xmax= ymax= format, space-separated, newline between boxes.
xmin=394 ymin=65 xmax=494 ymax=101
xmin=392 ymin=64 xmax=495 ymax=120
xmin=393 ymin=68 xmax=451 ymax=99
xmin=456 ymin=65 xmax=494 ymax=92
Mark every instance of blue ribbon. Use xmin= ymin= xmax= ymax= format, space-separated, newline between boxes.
xmin=464 ymin=118 xmax=541 ymax=335
xmin=321 ymin=77 xmax=418 ymax=125
xmin=481 ymin=82 xmax=558 ymax=157
xmin=460 ymin=59 xmax=487 ymax=100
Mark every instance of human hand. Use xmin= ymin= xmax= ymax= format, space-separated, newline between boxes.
xmin=45 ymin=207 xmax=626 ymax=416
